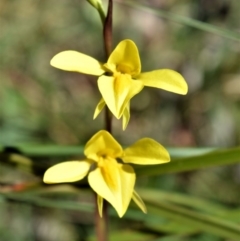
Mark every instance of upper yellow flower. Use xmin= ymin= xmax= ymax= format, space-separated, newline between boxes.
xmin=50 ymin=39 xmax=188 ymax=129
xmin=43 ymin=130 xmax=170 ymax=217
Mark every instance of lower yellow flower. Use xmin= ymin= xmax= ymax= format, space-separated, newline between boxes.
xmin=43 ymin=130 xmax=170 ymax=217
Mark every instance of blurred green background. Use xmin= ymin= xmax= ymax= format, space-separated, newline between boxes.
xmin=0 ymin=0 xmax=240 ymax=240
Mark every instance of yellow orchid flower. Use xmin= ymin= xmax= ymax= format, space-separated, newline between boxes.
xmin=50 ymin=39 xmax=188 ymax=129
xmin=43 ymin=130 xmax=170 ymax=217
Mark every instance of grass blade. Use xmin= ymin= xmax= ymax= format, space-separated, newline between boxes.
xmin=142 ymin=197 xmax=240 ymax=240
xmin=116 ymin=0 xmax=240 ymax=42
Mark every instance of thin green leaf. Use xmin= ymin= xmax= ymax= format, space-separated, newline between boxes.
xmin=135 ymin=147 xmax=240 ymax=176
xmin=142 ymin=199 xmax=240 ymax=240
xmin=88 ymin=230 xmax=156 ymax=241
xmin=0 ymin=145 xmax=84 ymax=157
xmin=224 ymin=209 xmax=240 ymax=222
xmin=117 ymin=0 xmax=240 ymax=42
xmin=168 ymin=148 xmax=216 ymax=158
xmin=151 ymin=235 xmax=189 ymax=241
xmin=137 ymin=188 xmax=228 ymax=215
xmin=145 ymin=221 xmax=198 ymax=236
xmin=0 ymin=145 xmax=215 ymax=158
xmin=0 ymin=192 xmax=93 ymax=212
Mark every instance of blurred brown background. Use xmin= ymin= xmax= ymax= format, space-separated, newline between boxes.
xmin=0 ymin=0 xmax=240 ymax=240
xmin=1 ymin=0 xmax=239 ymax=147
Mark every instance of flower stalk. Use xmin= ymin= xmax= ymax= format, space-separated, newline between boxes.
xmin=103 ymin=0 xmax=113 ymax=134
xmin=103 ymin=0 xmax=113 ymax=58
xmin=98 ymin=0 xmax=113 ymax=240
xmin=46 ymin=2 xmax=188 ymax=241
xmin=95 ymin=193 xmax=108 ymax=241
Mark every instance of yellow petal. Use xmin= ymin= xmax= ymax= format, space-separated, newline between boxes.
xmin=122 ymin=138 xmax=170 ymax=165
xmin=88 ymin=158 xmax=136 ymax=217
xmin=84 ymin=130 xmax=123 ymax=161
xmin=98 ymin=74 xmax=144 ymax=118
xmin=93 ymin=98 xmax=106 ymax=119
xmin=138 ymin=69 xmax=188 ymax=95
xmin=50 ymin=51 xmax=105 ymax=76
xmin=132 ymin=190 xmax=147 ymax=214
xmin=122 ymin=102 xmax=130 ymax=130
xmin=43 ymin=160 xmax=92 ymax=183
xmin=106 ymin=39 xmax=141 ymax=77
xmin=97 ymin=195 xmax=103 ymax=218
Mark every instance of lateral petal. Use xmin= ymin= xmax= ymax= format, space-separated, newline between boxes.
xmin=122 ymin=102 xmax=130 ymax=130
xmin=132 ymin=190 xmax=147 ymax=214
xmin=43 ymin=160 xmax=92 ymax=183
xmin=97 ymin=195 xmax=104 ymax=218
xmin=106 ymin=39 xmax=141 ymax=77
xmin=88 ymin=158 xmax=136 ymax=217
xmin=50 ymin=51 xmax=105 ymax=76
xmin=138 ymin=69 xmax=188 ymax=95
xmin=122 ymin=138 xmax=170 ymax=165
xmin=93 ymin=98 xmax=106 ymax=119
xmin=98 ymin=74 xmax=143 ymax=119
xmin=84 ymin=130 xmax=123 ymax=161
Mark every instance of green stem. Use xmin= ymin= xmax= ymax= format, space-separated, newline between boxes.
xmin=97 ymin=3 xmax=106 ymax=26
xmin=86 ymin=0 xmax=106 ymax=25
